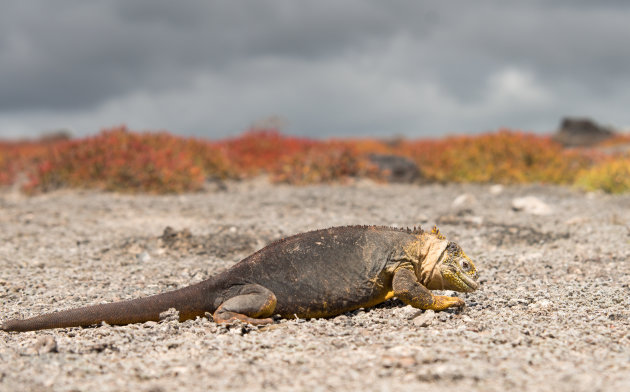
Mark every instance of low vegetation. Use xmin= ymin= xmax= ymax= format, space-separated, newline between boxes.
xmin=1 ymin=125 xmax=628 ymax=193
xmin=575 ymin=158 xmax=630 ymax=194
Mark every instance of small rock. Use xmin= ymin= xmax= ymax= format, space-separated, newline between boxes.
xmin=381 ymin=355 xmax=417 ymax=368
xmin=489 ymin=184 xmax=504 ymax=195
xmin=529 ymin=299 xmax=553 ymax=310
xmin=335 ymin=314 xmax=348 ymax=321
xmin=368 ymin=154 xmax=422 ymax=183
xmin=413 ymin=310 xmax=435 ymax=327
xmin=507 ymin=298 xmax=519 ymax=307
xmin=565 ymin=217 xmax=588 ymax=225
xmin=159 ymin=308 xmax=180 ymax=322
xmin=467 ymin=216 xmax=484 ymax=225
xmin=136 ymin=252 xmax=151 ymax=262
xmin=24 ymin=336 xmax=58 ymax=355
xmin=512 ymin=196 xmax=553 ymax=215
xmin=125 ymin=243 xmax=143 ymax=255
xmin=437 ymin=312 xmax=451 ymax=322
xmin=452 ymin=193 xmax=477 ymax=209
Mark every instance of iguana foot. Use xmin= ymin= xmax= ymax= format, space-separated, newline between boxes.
xmin=427 ymin=295 xmax=465 ymax=311
xmin=213 ymin=311 xmax=273 ymax=326
xmin=212 ymin=283 xmax=277 ymax=326
xmin=393 ymin=267 xmax=467 ymax=312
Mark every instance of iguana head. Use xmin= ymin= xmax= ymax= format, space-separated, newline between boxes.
xmin=416 ymin=227 xmax=479 ymax=292
xmin=431 ymin=241 xmax=479 ymax=292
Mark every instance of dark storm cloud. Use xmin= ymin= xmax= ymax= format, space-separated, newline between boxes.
xmin=0 ymin=1 xmax=429 ymax=110
xmin=1 ymin=0 xmax=629 ymax=138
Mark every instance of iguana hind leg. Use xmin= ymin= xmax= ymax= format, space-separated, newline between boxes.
xmin=392 ymin=267 xmax=464 ymax=311
xmin=213 ymin=284 xmax=277 ymax=325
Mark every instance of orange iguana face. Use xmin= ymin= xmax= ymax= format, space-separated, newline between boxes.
xmin=427 ymin=241 xmax=479 ymax=292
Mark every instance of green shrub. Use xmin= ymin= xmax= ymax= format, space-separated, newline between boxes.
xmin=575 ymin=158 xmax=630 ymax=194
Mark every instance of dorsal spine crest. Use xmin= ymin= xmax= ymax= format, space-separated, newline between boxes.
xmin=430 ymin=225 xmax=445 ymax=240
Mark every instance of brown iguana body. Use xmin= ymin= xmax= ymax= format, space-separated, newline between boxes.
xmin=2 ymin=225 xmax=479 ymax=332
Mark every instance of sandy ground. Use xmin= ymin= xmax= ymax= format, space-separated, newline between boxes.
xmin=1 ymin=180 xmax=629 ymax=392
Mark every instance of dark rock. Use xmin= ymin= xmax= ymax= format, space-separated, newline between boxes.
xmin=368 ymin=154 xmax=421 ymax=183
xmin=159 ymin=226 xmax=194 ymax=252
xmin=553 ymin=117 xmax=615 ymax=147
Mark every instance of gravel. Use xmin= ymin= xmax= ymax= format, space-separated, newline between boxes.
xmin=1 ymin=180 xmax=629 ymax=392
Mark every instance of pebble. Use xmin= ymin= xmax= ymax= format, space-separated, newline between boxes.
xmin=437 ymin=312 xmax=451 ymax=322
xmin=412 ymin=310 xmax=435 ymax=327
xmin=23 ymin=336 xmax=58 ymax=355
xmin=136 ymin=252 xmax=151 ymax=262
xmin=512 ymin=196 xmax=553 ymax=215
xmin=452 ymin=193 xmax=477 ymax=209
xmin=489 ymin=184 xmax=504 ymax=194
xmin=529 ymin=299 xmax=554 ymax=310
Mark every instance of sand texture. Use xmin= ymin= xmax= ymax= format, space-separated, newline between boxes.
xmin=1 ymin=181 xmax=629 ymax=392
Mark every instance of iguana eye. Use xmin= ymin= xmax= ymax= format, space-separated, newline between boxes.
xmin=460 ymin=259 xmax=471 ymax=271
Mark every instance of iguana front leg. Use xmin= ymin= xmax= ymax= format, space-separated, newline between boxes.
xmin=392 ymin=267 xmax=464 ymax=311
xmin=213 ymin=284 xmax=277 ymax=325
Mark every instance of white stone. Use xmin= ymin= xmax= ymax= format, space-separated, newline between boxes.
xmin=412 ymin=310 xmax=435 ymax=327
xmin=452 ymin=193 xmax=476 ymax=208
xmin=512 ymin=196 xmax=553 ymax=215
xmin=489 ymin=184 xmax=504 ymax=194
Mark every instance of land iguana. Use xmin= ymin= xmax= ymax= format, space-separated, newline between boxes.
xmin=1 ymin=225 xmax=479 ymax=332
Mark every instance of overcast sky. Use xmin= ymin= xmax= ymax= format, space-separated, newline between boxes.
xmin=1 ymin=1 xmax=629 ymax=140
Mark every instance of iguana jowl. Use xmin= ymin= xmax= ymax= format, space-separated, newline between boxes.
xmin=2 ymin=225 xmax=479 ymax=332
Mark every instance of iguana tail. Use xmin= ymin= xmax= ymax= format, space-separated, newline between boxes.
xmin=1 ymin=281 xmax=216 ymax=332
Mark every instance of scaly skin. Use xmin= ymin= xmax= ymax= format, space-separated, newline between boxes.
xmin=1 ymin=225 xmax=479 ymax=332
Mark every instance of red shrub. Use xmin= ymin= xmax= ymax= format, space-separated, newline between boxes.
xmin=0 ymin=126 xmax=624 ymax=193
xmin=272 ymin=141 xmax=381 ymax=184
xmin=0 ymin=140 xmax=53 ymax=187
xmin=25 ymin=126 xmax=231 ymax=194
xmin=218 ymin=129 xmax=314 ymax=176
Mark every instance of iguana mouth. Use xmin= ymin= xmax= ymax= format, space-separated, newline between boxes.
xmin=428 ymin=248 xmax=479 ymax=292
xmin=459 ymin=272 xmax=479 ymax=291
xmin=444 ymin=265 xmax=478 ymax=292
